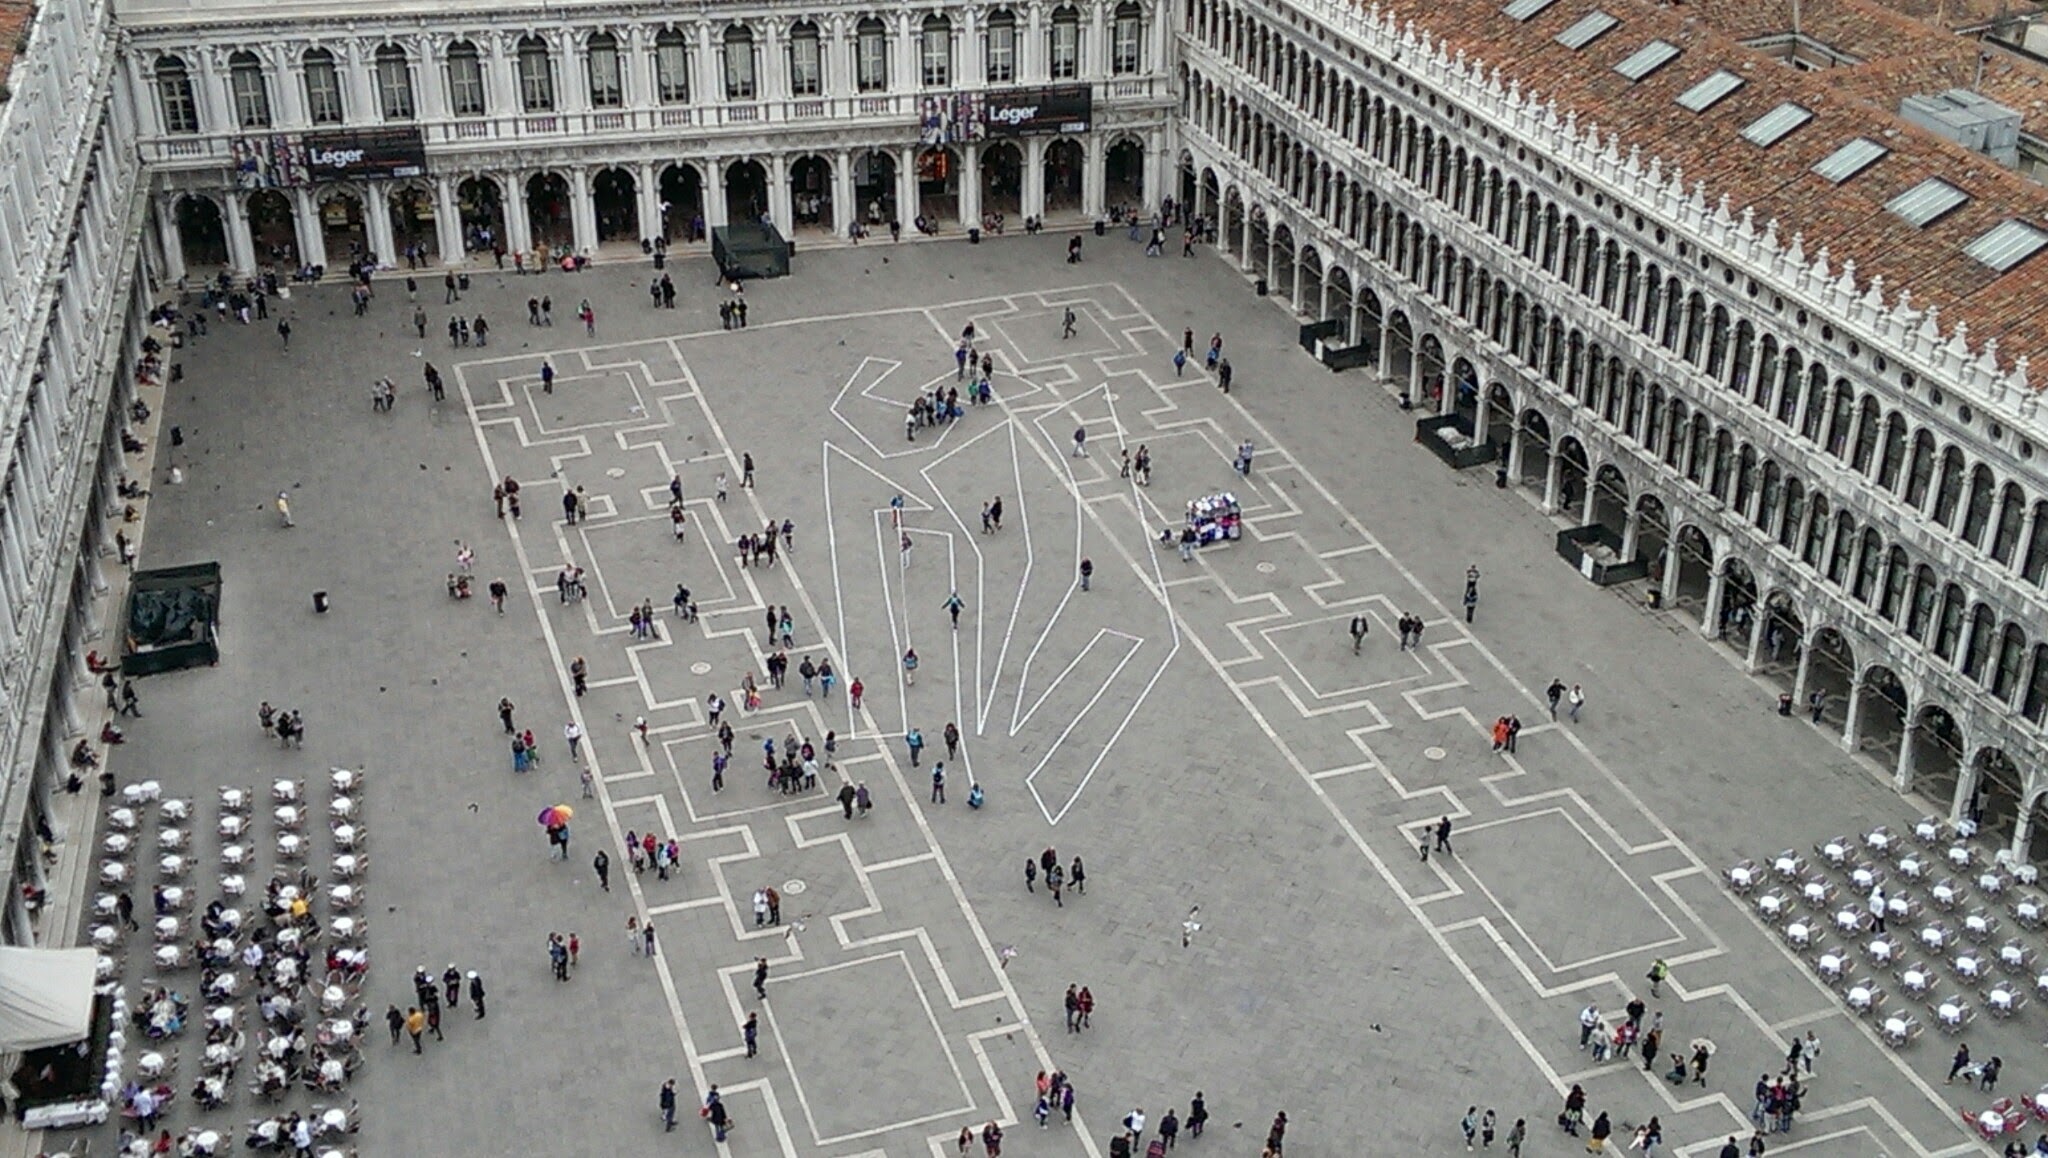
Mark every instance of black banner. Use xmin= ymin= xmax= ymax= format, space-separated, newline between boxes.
xmin=982 ymin=85 xmax=1092 ymax=136
xmin=300 ymin=128 xmax=428 ymax=181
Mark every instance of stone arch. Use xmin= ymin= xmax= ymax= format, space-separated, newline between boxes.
xmin=1297 ymin=243 xmax=1323 ymax=319
xmin=852 ymin=150 xmax=896 ymax=229
xmin=524 ymin=171 xmax=572 ymax=250
xmin=1966 ymin=746 xmax=2021 ymax=846
xmin=787 ymin=153 xmax=834 ymax=233
xmin=1715 ymin=554 xmax=1758 ymax=646
xmin=1248 ymin=202 xmax=1271 ymax=273
xmin=316 ymin=185 xmax=367 ymax=260
xmin=174 ymin=192 xmax=229 ymax=268
xmin=1270 ymin=221 xmax=1296 ymax=303
xmin=1416 ymin=333 xmax=1446 ymax=409
xmin=1478 ymin=382 xmax=1513 ymax=453
xmin=980 ymin=141 xmax=1023 ymax=220
xmin=1758 ymin=587 xmax=1805 ymax=678
xmin=1671 ymin=524 xmax=1714 ymax=613
xmin=1806 ymin=626 xmax=1856 ymax=726
xmin=591 ymin=166 xmax=639 ymax=242
xmin=384 ymin=182 xmax=436 ymax=262
xmin=1635 ymin=493 xmax=1670 ymax=580
xmin=245 ymin=188 xmax=297 ymax=264
xmin=1556 ymin=434 xmax=1591 ymax=517
xmin=456 ymin=175 xmax=508 ymax=252
xmin=1326 ymin=265 xmax=1353 ymax=343
xmin=1385 ymin=310 xmax=1414 ymax=391
xmin=1517 ymin=410 xmax=1551 ymax=488
xmin=1105 ymin=133 xmax=1144 ymax=204
xmin=1591 ymin=463 xmax=1629 ymax=539
xmin=1855 ymin=663 xmax=1910 ymax=766
xmin=1222 ymin=184 xmax=1245 ymax=258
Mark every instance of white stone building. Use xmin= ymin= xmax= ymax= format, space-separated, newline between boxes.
xmin=118 ymin=0 xmax=1178 ymax=276
xmin=1174 ymin=0 xmax=2048 ymax=857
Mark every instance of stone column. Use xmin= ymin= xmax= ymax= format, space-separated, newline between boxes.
xmin=706 ymin=158 xmax=730 ymax=228
xmin=1542 ymin=446 xmax=1562 ymax=515
xmin=1697 ymin=564 xmax=1724 ymax=637
xmin=637 ymin=161 xmax=663 ymax=245
xmin=1744 ymin=606 xmax=1767 ymax=673
xmin=1840 ymin=679 xmax=1864 ymax=753
xmin=416 ymin=33 xmax=449 ymax=120
xmin=1893 ymin=717 xmax=1918 ymax=792
xmin=488 ymin=33 xmax=521 ymax=118
xmin=1790 ymin=634 xmax=1816 ymax=706
xmin=504 ymin=174 xmax=534 ymax=255
xmin=155 ymin=196 xmax=187 ymax=283
xmin=897 ymin=145 xmax=919 ymax=227
xmin=1082 ymin=133 xmax=1105 ymax=217
xmin=768 ymin=153 xmax=793 ymax=232
xmin=222 ymin=192 xmax=258 ymax=274
xmin=434 ymin=178 xmax=463 ymax=265
xmin=832 ymin=150 xmax=856 ymax=237
xmin=292 ymin=187 xmax=328 ymax=271
xmin=1143 ymin=127 xmax=1164 ymax=214
xmin=363 ymin=184 xmax=398 ymax=266
xmin=1022 ymin=137 xmax=1047 ymax=219
xmin=959 ymin=142 xmax=981 ymax=226
xmin=568 ymin=168 xmax=597 ymax=254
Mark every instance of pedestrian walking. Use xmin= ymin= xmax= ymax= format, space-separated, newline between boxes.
xmin=1435 ymin=816 xmax=1454 ymax=854
xmin=753 ymin=956 xmax=769 ymax=1000
xmin=1506 ymin=1119 xmax=1525 ymax=1158
xmin=1569 ymin=684 xmax=1585 ymax=722
xmin=931 ymin=762 xmax=946 ymax=802
xmin=593 ymin=849 xmax=611 ymax=892
xmin=1349 ymin=614 xmax=1369 ymax=653
xmin=743 ymin=1011 xmax=758 ymax=1058
xmin=405 ymin=1007 xmax=425 ymax=1053
xmin=660 ymin=1079 xmax=678 ymax=1132
xmin=468 ymin=971 xmax=486 ymax=1018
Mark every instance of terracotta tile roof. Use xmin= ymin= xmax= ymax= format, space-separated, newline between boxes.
xmin=1363 ymin=0 xmax=2048 ymax=372
xmin=0 ymin=0 xmax=32 ymax=101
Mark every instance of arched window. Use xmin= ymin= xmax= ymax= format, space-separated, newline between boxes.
xmin=653 ymin=30 xmax=690 ymax=103
xmin=984 ymin=9 xmax=1017 ymax=82
xmin=1802 ymin=495 xmax=1830 ymax=568
xmin=1992 ymin=484 xmax=2028 ymax=564
xmin=587 ymin=32 xmax=623 ymax=108
xmin=723 ymin=26 xmax=758 ymax=99
xmin=921 ymin=14 xmax=953 ymax=86
xmin=375 ymin=45 xmax=416 ymax=121
xmin=1962 ymin=603 xmax=1996 ymax=678
xmin=229 ymin=50 xmax=272 ymax=128
xmin=2024 ymin=645 xmax=2048 ymax=724
xmin=1906 ymin=564 xmax=1938 ymax=640
xmin=1933 ymin=584 xmax=1966 ymax=660
xmin=1049 ymin=6 xmax=1082 ymax=79
xmin=1994 ymin=625 xmax=2028 ymax=701
xmin=517 ymin=35 xmax=555 ymax=112
xmin=1932 ymin=447 xmax=1967 ymax=527
xmin=1851 ymin=396 xmax=1881 ymax=473
xmin=1853 ymin=529 xmax=1883 ymax=602
xmin=1904 ymin=431 xmax=1937 ymax=508
xmin=1827 ymin=512 xmax=1856 ymax=584
xmin=445 ymin=42 xmax=487 ymax=117
xmin=1113 ymin=1 xmax=1144 ymax=74
xmin=155 ymin=56 xmax=199 ymax=134
xmin=302 ymin=48 xmax=344 ymax=125
xmin=1961 ymin=465 xmax=1997 ymax=547
xmin=1824 ymin=383 xmax=1854 ymax=458
xmin=856 ymin=18 xmax=888 ymax=92
xmin=1876 ymin=414 xmax=1907 ymax=491
xmin=1879 ymin=546 xmax=1909 ymax=621
xmin=788 ymin=21 xmax=822 ymax=96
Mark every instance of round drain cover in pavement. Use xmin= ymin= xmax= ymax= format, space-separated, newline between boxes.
xmin=783 ymin=879 xmax=807 ymax=894
xmin=1423 ymin=747 xmax=1447 ymax=761
xmin=690 ymin=662 xmax=713 ymax=675
xmin=1256 ymin=562 xmax=1277 ymax=573
xmin=605 ymin=467 xmax=627 ymax=479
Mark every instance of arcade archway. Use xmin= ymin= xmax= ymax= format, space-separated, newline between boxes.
xmin=1806 ymin=627 xmax=1856 ymax=727
xmin=592 ymin=168 xmax=638 ymax=242
xmin=1045 ymin=139 xmax=1084 ymax=212
xmin=980 ymin=141 xmax=1022 ymax=224
xmin=1517 ymin=411 xmax=1551 ymax=489
xmin=246 ymin=190 xmax=297 ymax=266
xmin=724 ymin=160 xmax=768 ymax=226
xmin=788 ymin=155 xmax=833 ymax=233
xmin=176 ymin=195 xmax=228 ymax=268
xmin=317 ymin=191 xmax=366 ymax=262
xmin=854 ymin=150 xmax=896 ymax=229
xmin=525 ymin=173 xmax=572 ymax=252
xmin=456 ymin=177 xmax=506 ymax=254
xmin=914 ymin=147 xmax=958 ymax=228
xmin=1855 ymin=665 xmax=1909 ymax=764
xmin=1105 ymin=136 xmax=1144 ymax=208
xmin=659 ymin=164 xmax=704 ymax=241
xmin=387 ymin=186 xmax=436 ymax=263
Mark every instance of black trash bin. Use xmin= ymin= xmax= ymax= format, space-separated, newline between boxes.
xmin=969 ymin=227 xmax=981 ymax=244
xmin=654 ymin=252 xmax=665 ymax=270
xmin=312 ymin=591 xmax=330 ymax=614
xmin=1255 ymin=278 xmax=1269 ymax=296
xmin=1094 ymin=221 xmax=1106 ymax=237
xmin=458 ymin=273 xmax=471 ymax=291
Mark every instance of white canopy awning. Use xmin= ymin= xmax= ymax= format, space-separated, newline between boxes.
xmin=0 ymin=947 xmax=96 ymax=1050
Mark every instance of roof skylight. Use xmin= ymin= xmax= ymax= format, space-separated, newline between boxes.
xmin=1886 ymin=178 xmax=1969 ymax=227
xmin=1555 ymin=11 xmax=1618 ymax=48
xmin=1676 ymin=70 xmax=1744 ymax=112
xmin=1965 ymin=220 xmax=2048 ymax=272
xmin=1614 ymin=39 xmax=1680 ymax=81
xmin=1811 ymin=138 xmax=1889 ymax=184
xmin=1741 ymin=102 xmax=1814 ymax=146
xmin=1501 ymin=0 xmax=1558 ymax=21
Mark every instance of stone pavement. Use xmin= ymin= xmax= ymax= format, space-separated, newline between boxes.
xmin=67 ymin=228 xmax=1996 ymax=1158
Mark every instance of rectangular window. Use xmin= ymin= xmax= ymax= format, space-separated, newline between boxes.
xmin=1050 ymin=20 xmax=1079 ymax=79
xmin=448 ymin=53 xmax=485 ymax=117
xmin=1612 ymin=39 xmax=1678 ymax=81
xmin=159 ymin=74 xmax=198 ymax=134
xmin=1555 ymin=11 xmax=1617 ymax=48
xmin=724 ymin=39 xmax=756 ymax=99
xmin=857 ymin=26 xmax=888 ymax=91
xmin=1113 ymin=12 xmax=1142 ymax=74
xmin=304 ymin=58 xmax=344 ymax=124
xmin=655 ymin=38 xmax=689 ymax=103
xmin=790 ymin=32 xmax=822 ymax=96
xmin=231 ymin=64 xmax=272 ymax=128
xmin=1965 ymin=220 xmax=2048 ymax=272
xmin=377 ymin=54 xmax=415 ymax=120
xmin=588 ymin=42 xmax=623 ymax=108
xmin=922 ymin=25 xmax=951 ymax=86
xmin=518 ymin=45 xmax=555 ymax=111
xmin=986 ymin=22 xmax=1015 ymax=83
xmin=1811 ymin=137 xmax=1888 ymax=183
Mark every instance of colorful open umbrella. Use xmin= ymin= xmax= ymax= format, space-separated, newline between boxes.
xmin=537 ymin=805 xmax=573 ymax=827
